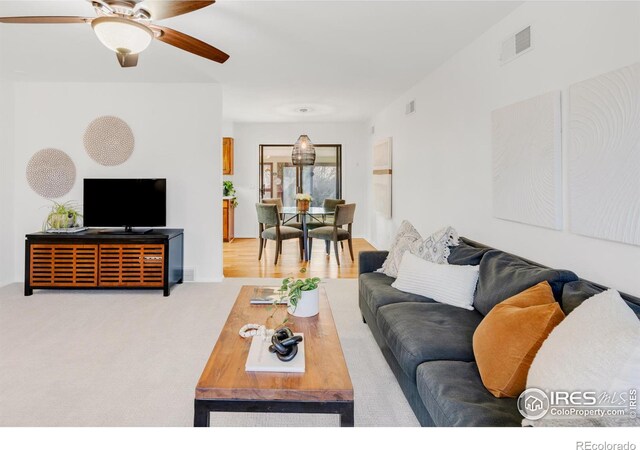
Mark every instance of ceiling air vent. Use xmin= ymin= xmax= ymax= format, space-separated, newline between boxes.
xmin=405 ymin=100 xmax=416 ymax=115
xmin=500 ymin=26 xmax=532 ymax=65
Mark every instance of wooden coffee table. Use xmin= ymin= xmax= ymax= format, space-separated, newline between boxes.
xmin=194 ymin=286 xmax=354 ymax=427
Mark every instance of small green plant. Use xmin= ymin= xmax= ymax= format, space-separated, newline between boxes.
xmin=267 ymin=269 xmax=310 ymax=326
xmin=280 ymin=276 xmax=321 ymax=309
xmin=223 ymin=181 xmax=238 ymax=207
xmin=44 ymin=201 xmax=82 ymax=230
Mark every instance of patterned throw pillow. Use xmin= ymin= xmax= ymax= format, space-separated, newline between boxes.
xmin=410 ymin=226 xmax=459 ymax=264
xmin=379 ymin=220 xmax=422 ymax=278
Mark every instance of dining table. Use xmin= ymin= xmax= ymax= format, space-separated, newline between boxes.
xmin=281 ymin=206 xmax=334 ymax=261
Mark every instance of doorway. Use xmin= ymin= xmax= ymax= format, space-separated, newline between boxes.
xmin=258 ymin=144 xmax=342 ymax=206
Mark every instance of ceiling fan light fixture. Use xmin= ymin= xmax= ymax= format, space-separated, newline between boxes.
xmin=91 ymin=16 xmax=153 ymax=55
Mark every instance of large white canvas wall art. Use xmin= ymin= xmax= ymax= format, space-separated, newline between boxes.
xmin=569 ymin=62 xmax=640 ymax=246
xmin=373 ymin=138 xmax=392 ymax=219
xmin=492 ymin=91 xmax=563 ymax=229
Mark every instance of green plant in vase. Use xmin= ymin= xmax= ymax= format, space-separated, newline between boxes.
xmin=280 ymin=276 xmax=321 ymax=318
xmin=43 ymin=201 xmax=82 ymax=230
xmin=223 ymin=180 xmax=238 ymax=207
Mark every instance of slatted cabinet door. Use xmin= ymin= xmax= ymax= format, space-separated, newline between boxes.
xmin=99 ymin=244 xmax=165 ymax=287
xmin=30 ymin=244 xmax=98 ymax=287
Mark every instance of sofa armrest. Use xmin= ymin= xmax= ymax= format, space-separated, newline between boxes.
xmin=359 ymin=251 xmax=389 ymax=275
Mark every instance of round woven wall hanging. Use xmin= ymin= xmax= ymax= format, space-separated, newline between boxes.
xmin=83 ymin=115 xmax=134 ymax=166
xmin=26 ymin=148 xmax=76 ymax=198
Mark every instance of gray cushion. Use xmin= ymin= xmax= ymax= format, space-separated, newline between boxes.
xmin=416 ymin=361 xmax=521 ymax=427
xmin=359 ymin=251 xmax=389 ymax=275
xmin=306 ymin=216 xmax=336 ymax=227
xmin=359 ymin=272 xmax=436 ymax=315
xmin=267 ymin=222 xmax=302 ymax=230
xmin=562 ymin=280 xmax=640 ymax=318
xmin=474 ymin=250 xmax=578 ymax=316
xmin=376 ymin=302 xmax=483 ymax=380
xmin=308 ymin=226 xmax=350 ymax=240
xmin=280 ymin=222 xmax=303 ymax=229
xmin=448 ymin=240 xmax=491 ymax=266
xmin=261 ymin=226 xmax=303 ymax=240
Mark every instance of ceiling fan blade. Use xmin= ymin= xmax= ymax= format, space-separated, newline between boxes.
xmin=117 ymin=52 xmax=139 ymax=68
xmin=151 ymin=25 xmax=229 ymax=64
xmin=0 ymin=16 xmax=92 ymax=24
xmin=140 ymin=1 xmax=214 ymax=21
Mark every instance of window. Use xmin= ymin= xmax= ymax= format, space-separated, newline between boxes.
xmin=259 ymin=144 xmax=342 ymax=206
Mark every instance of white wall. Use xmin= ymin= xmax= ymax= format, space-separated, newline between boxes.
xmin=12 ymin=82 xmax=223 ymax=282
xmin=230 ymin=122 xmax=370 ymax=238
xmin=221 ymin=119 xmax=235 ymax=138
xmin=0 ymin=77 xmax=15 ymax=287
xmin=369 ymin=1 xmax=640 ymax=295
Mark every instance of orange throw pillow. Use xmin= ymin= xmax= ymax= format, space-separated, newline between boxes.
xmin=473 ymin=281 xmax=565 ymax=398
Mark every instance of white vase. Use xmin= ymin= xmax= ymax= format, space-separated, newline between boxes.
xmin=288 ymin=288 xmax=319 ymax=317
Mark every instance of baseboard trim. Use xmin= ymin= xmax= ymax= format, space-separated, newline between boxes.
xmin=192 ymin=277 xmax=224 ymax=283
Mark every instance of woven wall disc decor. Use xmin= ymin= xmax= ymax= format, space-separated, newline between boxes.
xmin=26 ymin=148 xmax=76 ymax=198
xmin=83 ymin=115 xmax=135 ymax=166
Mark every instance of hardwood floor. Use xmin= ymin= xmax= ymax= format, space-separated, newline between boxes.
xmin=223 ymin=238 xmax=377 ymax=279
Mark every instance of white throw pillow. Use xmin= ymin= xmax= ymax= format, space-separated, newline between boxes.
xmin=524 ymin=289 xmax=640 ymax=426
xmin=391 ymin=252 xmax=479 ymax=310
xmin=410 ymin=226 xmax=459 ymax=264
xmin=379 ymin=220 xmax=422 ymax=278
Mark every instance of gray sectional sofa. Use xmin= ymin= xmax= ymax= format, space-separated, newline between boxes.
xmin=359 ymin=237 xmax=640 ymax=426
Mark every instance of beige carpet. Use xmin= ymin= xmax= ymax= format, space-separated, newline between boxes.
xmin=0 ymin=279 xmax=419 ymax=427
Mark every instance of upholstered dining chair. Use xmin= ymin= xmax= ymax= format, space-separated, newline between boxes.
xmin=321 ymin=198 xmax=346 ymax=226
xmin=263 ymin=197 xmax=303 ymax=228
xmin=261 ymin=197 xmax=302 ymax=251
xmin=306 ymin=198 xmax=345 ymax=230
xmin=307 ymin=203 xmax=356 ymax=266
xmin=262 ymin=197 xmax=283 ymax=210
xmin=256 ymin=203 xmax=304 ymax=265
xmin=307 ymin=198 xmax=346 ymax=253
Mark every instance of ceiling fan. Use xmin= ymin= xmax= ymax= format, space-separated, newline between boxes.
xmin=0 ymin=0 xmax=229 ymax=68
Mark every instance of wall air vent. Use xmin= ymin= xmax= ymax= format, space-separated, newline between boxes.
xmin=183 ymin=267 xmax=195 ymax=282
xmin=500 ymin=26 xmax=532 ymax=65
xmin=405 ymin=100 xmax=416 ymax=115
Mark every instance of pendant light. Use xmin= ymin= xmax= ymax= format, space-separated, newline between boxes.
xmin=291 ymin=135 xmax=316 ymax=166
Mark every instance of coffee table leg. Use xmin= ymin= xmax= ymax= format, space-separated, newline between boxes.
xmin=194 ymin=400 xmax=210 ymax=427
xmin=339 ymin=402 xmax=354 ymax=427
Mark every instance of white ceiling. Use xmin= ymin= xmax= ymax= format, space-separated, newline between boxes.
xmin=0 ymin=1 xmax=521 ymax=122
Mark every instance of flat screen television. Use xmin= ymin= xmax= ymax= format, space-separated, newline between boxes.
xmin=83 ymin=178 xmax=166 ymax=233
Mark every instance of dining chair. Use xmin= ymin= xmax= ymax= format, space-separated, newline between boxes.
xmin=256 ymin=203 xmax=304 ymax=264
xmin=307 ymin=203 xmax=356 ymax=266
xmin=307 ymin=198 xmax=346 ymax=253
xmin=321 ymin=198 xmax=346 ymax=226
xmin=261 ymin=197 xmax=302 ymax=251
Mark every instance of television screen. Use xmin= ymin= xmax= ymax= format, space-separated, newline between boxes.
xmin=83 ymin=179 xmax=166 ymax=228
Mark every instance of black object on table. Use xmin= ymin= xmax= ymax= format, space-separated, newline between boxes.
xmin=268 ymin=327 xmax=303 ymax=362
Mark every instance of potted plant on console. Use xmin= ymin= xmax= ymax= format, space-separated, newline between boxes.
xmin=43 ymin=201 xmax=82 ymax=231
xmin=280 ymin=276 xmax=321 ymax=318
